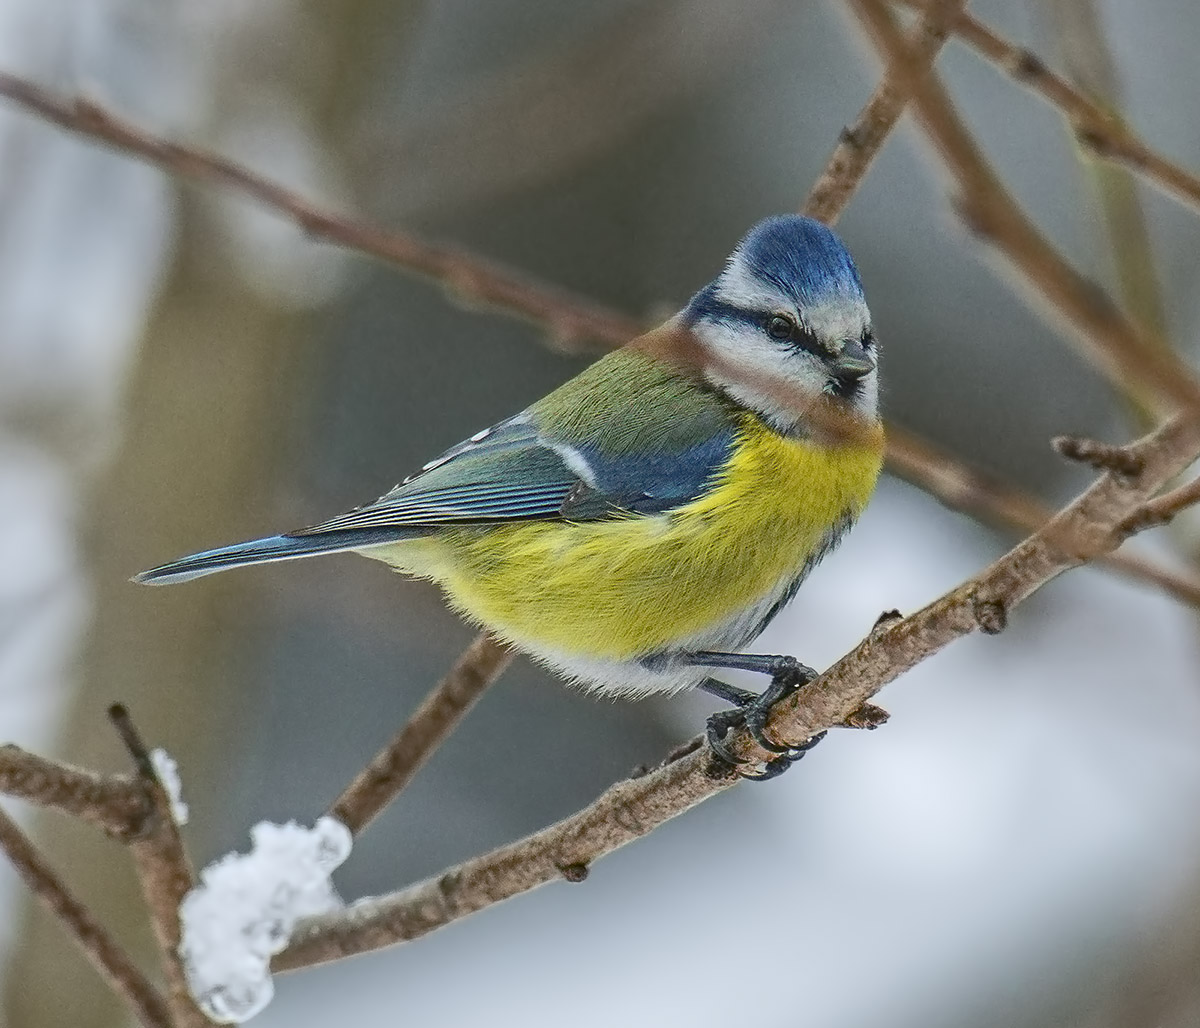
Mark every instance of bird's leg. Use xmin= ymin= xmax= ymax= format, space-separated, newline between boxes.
xmin=689 ymin=654 xmax=823 ymax=779
xmin=693 ymin=677 xmax=758 ymax=707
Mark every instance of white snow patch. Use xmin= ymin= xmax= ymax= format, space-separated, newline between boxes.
xmin=149 ymin=748 xmax=189 ymax=826
xmin=180 ymin=817 xmax=352 ymax=1023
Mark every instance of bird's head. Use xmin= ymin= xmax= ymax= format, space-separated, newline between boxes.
xmin=681 ymin=215 xmax=878 ymax=432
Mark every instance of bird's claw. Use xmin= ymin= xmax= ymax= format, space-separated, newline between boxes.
xmin=704 ymin=659 xmax=821 ymax=780
xmin=741 ymin=732 xmax=827 ymax=781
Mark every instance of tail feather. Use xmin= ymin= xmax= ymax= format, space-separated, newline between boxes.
xmin=132 ymin=528 xmax=419 ymax=586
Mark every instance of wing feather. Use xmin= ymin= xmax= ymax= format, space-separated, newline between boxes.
xmin=293 ymin=370 xmax=740 ymax=536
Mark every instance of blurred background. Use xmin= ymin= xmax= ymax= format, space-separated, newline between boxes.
xmin=2 ymin=0 xmax=1200 ymax=1025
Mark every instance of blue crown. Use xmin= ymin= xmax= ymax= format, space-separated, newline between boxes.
xmin=685 ymin=215 xmax=865 ymax=325
xmin=736 ymin=215 xmax=864 ymax=306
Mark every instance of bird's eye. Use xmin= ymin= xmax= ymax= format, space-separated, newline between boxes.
xmin=767 ymin=315 xmax=794 ymax=341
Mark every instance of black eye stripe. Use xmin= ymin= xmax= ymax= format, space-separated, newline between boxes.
xmin=691 ymin=297 xmax=864 ymax=361
xmin=754 ymin=311 xmax=827 ymax=356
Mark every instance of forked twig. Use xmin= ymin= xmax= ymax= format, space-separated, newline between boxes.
xmin=109 ymin=705 xmax=210 ymax=1028
xmin=888 ymin=428 xmax=1200 ymax=606
xmin=804 ymin=0 xmax=966 ymax=223
xmin=0 ymin=744 xmax=149 ymax=839
xmin=0 ymin=806 xmax=172 ymax=1028
xmin=893 ymin=0 xmax=1200 ymax=215
xmin=850 ymin=0 xmax=1200 ymax=415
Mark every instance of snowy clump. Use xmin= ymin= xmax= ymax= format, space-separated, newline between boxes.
xmin=179 ymin=817 xmax=352 ymax=1023
xmin=149 ymin=748 xmax=189 ymax=826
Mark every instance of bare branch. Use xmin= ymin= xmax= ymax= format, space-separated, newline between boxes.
xmin=330 ymin=633 xmax=513 ymax=836
xmin=1053 ymin=434 xmax=1145 ymax=477
xmin=759 ymin=414 xmax=1200 ymax=749
xmin=0 ymin=744 xmax=149 ymax=839
xmin=0 ymin=72 xmax=640 ymax=352
xmin=1122 ymin=477 xmax=1200 ymax=533
xmin=0 ymin=806 xmax=172 ymax=1028
xmin=892 ymin=0 xmax=1200 ymax=216
xmin=109 ymin=705 xmax=210 ymax=1028
xmin=274 ymin=748 xmax=723 ymax=971
xmin=1044 ymin=0 xmax=1172 ymax=397
xmin=275 ymin=413 xmax=1200 ymax=971
xmin=851 ymin=0 xmax=1200 ymax=416
xmin=803 ymin=0 xmax=966 ymax=224
xmin=888 ymin=427 xmax=1200 ymax=607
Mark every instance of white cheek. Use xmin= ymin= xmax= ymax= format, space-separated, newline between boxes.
xmin=693 ymin=320 xmax=880 ymax=425
xmin=693 ymin=321 xmax=828 ymax=427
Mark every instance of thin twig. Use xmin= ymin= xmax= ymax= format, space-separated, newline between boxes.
xmin=109 ymin=705 xmax=210 ymax=1028
xmin=851 ymin=0 xmax=1200 ymax=415
xmin=760 ymin=417 xmax=1200 ymax=747
xmin=0 ymin=72 xmax=640 ymax=352
xmin=1122 ymin=478 xmax=1200 ymax=533
xmin=1053 ymin=433 xmax=1145 ymax=477
xmin=803 ymin=0 xmax=966 ymax=223
xmin=330 ymin=633 xmax=514 ymax=836
xmin=892 ymin=0 xmax=1200 ymax=216
xmin=275 ymin=413 xmax=1200 ymax=971
xmin=887 ymin=427 xmax=1200 ymax=607
xmin=0 ymin=806 xmax=172 ymax=1028
xmin=0 ymin=744 xmax=149 ymax=839
xmin=1044 ymin=0 xmax=1171 ymax=344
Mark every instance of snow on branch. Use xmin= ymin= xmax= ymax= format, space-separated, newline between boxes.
xmin=180 ymin=819 xmax=352 ymax=1023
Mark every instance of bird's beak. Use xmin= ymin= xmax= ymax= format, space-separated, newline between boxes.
xmin=832 ymin=339 xmax=876 ymax=379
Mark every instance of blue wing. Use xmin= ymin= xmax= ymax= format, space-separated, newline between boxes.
xmin=135 ymin=408 xmax=736 ymax=585
xmin=294 ymin=412 xmax=736 ymax=534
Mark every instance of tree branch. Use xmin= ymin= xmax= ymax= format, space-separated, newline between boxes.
xmin=892 ymin=0 xmax=1200 ymax=216
xmin=803 ymin=0 xmax=966 ymax=223
xmin=759 ymin=415 xmax=1200 ymax=749
xmin=0 ymin=72 xmax=640 ymax=352
xmin=1122 ymin=477 xmax=1200 ymax=533
xmin=1044 ymin=0 xmax=1173 ymax=418
xmin=0 ymin=806 xmax=172 ymax=1028
xmin=275 ymin=413 xmax=1200 ymax=971
xmin=850 ymin=0 xmax=1200 ymax=416
xmin=887 ymin=427 xmax=1200 ymax=607
xmin=0 ymin=744 xmax=148 ymax=839
xmin=329 ymin=633 xmax=513 ymax=836
xmin=109 ymin=705 xmax=211 ymax=1028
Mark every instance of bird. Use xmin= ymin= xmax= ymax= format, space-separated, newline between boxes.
xmin=135 ymin=215 xmax=884 ymax=777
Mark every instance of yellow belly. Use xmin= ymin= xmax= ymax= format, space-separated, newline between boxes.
xmin=369 ymin=415 xmax=883 ymax=660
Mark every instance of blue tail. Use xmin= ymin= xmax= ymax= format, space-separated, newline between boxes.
xmin=132 ymin=528 xmax=418 ymax=586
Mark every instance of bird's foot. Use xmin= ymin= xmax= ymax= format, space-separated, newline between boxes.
xmin=699 ymin=656 xmax=823 ymax=780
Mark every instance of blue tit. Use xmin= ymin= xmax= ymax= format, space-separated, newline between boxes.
xmin=136 ymin=215 xmax=883 ymax=771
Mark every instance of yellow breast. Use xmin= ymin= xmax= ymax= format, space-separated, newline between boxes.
xmin=372 ymin=414 xmax=883 ymax=660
